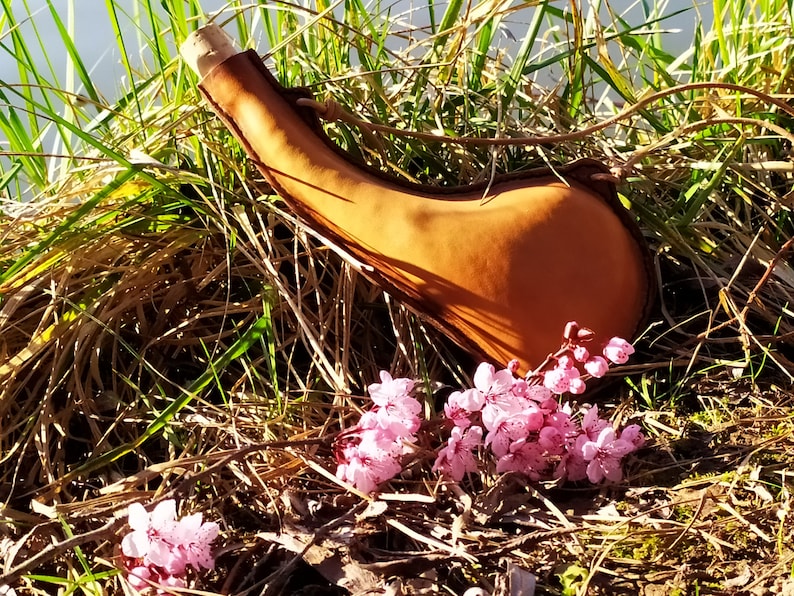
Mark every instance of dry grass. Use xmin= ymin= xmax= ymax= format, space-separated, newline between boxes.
xmin=2 ymin=0 xmax=794 ymax=594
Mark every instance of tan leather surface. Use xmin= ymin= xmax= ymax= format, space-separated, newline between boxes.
xmin=198 ymin=50 xmax=654 ymax=371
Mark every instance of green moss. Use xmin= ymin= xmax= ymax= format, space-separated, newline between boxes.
xmin=672 ymin=504 xmax=694 ymax=522
xmin=611 ymin=535 xmax=663 ymax=561
xmin=632 ymin=535 xmax=663 ymax=561
xmin=554 ymin=563 xmax=589 ymax=596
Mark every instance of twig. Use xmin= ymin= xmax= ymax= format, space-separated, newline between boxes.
xmin=0 ymin=518 xmax=122 ymax=585
xmin=259 ymin=501 xmax=369 ymax=596
xmin=654 ymin=488 xmax=711 ymax=561
xmin=686 ymin=235 xmax=794 ymax=349
xmin=166 ymin=437 xmax=333 ymax=489
xmin=299 ymin=81 xmax=794 ymax=150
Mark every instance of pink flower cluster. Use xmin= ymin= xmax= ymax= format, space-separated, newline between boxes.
xmin=120 ymin=500 xmax=219 ymax=594
xmin=434 ymin=325 xmax=643 ymax=484
xmin=334 ymin=371 xmax=422 ymax=493
xmin=540 ymin=330 xmax=635 ymax=395
xmin=434 ymin=365 xmax=643 ymax=483
xmin=334 ymin=323 xmax=644 ymax=494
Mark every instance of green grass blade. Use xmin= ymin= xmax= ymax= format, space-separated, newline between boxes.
xmin=0 ymin=169 xmax=139 ymax=286
xmin=103 ymin=0 xmax=145 ymax=129
xmin=44 ymin=0 xmax=101 ymax=107
xmin=500 ymin=0 xmax=548 ymax=109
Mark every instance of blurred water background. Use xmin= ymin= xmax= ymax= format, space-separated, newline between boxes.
xmin=2 ymin=0 xmax=710 ymax=103
xmin=0 ymin=0 xmax=713 ymax=199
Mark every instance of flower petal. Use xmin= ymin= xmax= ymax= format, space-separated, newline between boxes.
xmin=127 ymin=503 xmax=150 ymax=531
xmin=151 ymin=500 xmax=177 ymax=530
xmin=121 ymin=530 xmax=150 ymax=558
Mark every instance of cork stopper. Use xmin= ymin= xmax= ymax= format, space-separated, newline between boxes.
xmin=180 ymin=24 xmax=238 ymax=79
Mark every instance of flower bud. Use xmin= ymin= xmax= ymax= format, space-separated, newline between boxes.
xmin=603 ymin=337 xmax=635 ymax=365
xmin=563 ymin=321 xmax=580 ymax=340
xmin=584 ymin=356 xmax=609 ymax=378
xmin=573 ymin=345 xmax=590 ymax=362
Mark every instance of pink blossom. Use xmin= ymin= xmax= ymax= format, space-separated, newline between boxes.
xmin=580 ymin=405 xmax=609 ymax=441
xmin=368 ymin=370 xmax=415 ymax=402
xmin=357 ymin=426 xmax=404 ymax=458
xmin=495 ymin=439 xmax=546 ymax=479
xmin=444 ymin=401 xmax=472 ymax=428
xmin=537 ymin=425 xmax=565 ymax=455
xmin=452 ymin=388 xmax=485 ymax=412
xmin=482 ymin=407 xmax=542 ymax=457
xmin=444 ymin=388 xmax=486 ymax=427
xmin=367 ymin=372 xmax=421 ymax=436
xmin=619 ymin=424 xmax=645 ymax=449
xmin=120 ymin=500 xmax=218 ymax=594
xmin=334 ymin=426 xmax=407 ymax=492
xmin=336 ymin=449 xmax=402 ymax=493
xmin=525 ymin=385 xmax=553 ymax=403
xmin=433 ymin=426 xmax=482 ymax=481
xmin=122 ymin=501 xmax=180 ymax=568
xmin=167 ymin=512 xmax=219 ymax=570
xmin=537 ymin=396 xmax=561 ymax=414
xmin=554 ymin=450 xmax=589 ymax=482
xmin=603 ymin=337 xmax=635 ymax=365
xmin=545 ymin=409 xmax=577 ymax=437
xmin=510 ymin=377 xmax=529 ymax=398
xmin=584 ymin=356 xmax=609 ymax=378
xmin=122 ymin=503 xmax=157 ymax=559
xmin=332 ymin=371 xmax=427 ymax=493
xmin=580 ymin=427 xmax=636 ymax=483
xmin=473 ymin=363 xmax=513 ymax=398
xmin=345 ymin=324 xmax=644 ymax=495
xmin=372 ymin=394 xmax=422 ymax=436
xmin=542 ymin=357 xmax=584 ymax=395
xmin=356 ymin=409 xmax=380 ymax=430
xmin=127 ymin=566 xmax=153 ymax=591
xmin=557 ymin=355 xmax=575 ymax=369
xmin=542 ymin=366 xmax=570 ymax=394
xmin=573 ymin=345 xmax=590 ymax=362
